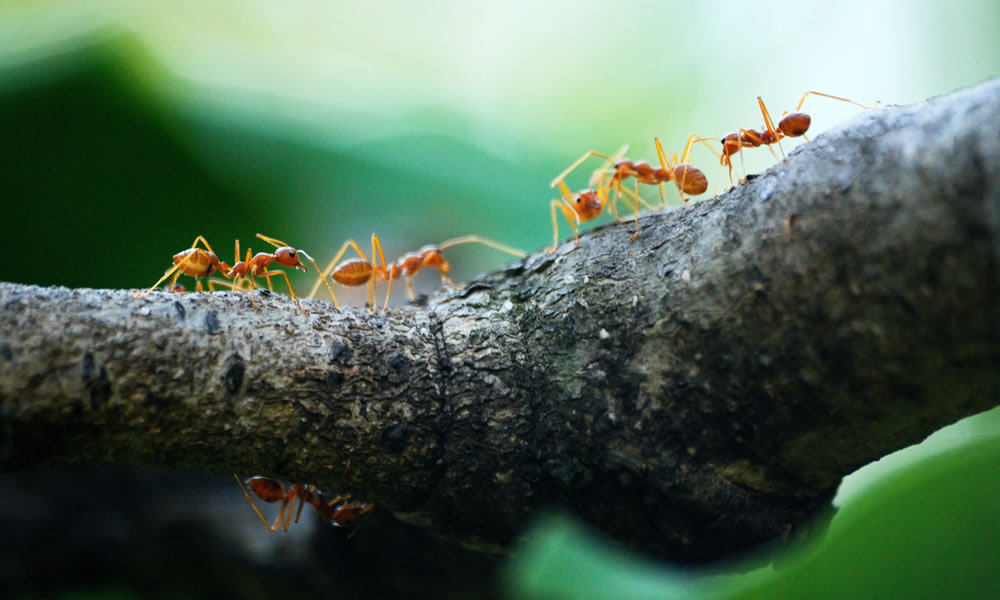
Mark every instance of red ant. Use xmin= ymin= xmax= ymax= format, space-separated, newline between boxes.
xmin=223 ymin=233 xmax=334 ymax=316
xmin=134 ymin=236 xmax=241 ymax=298
xmin=710 ymin=91 xmax=877 ymax=184
xmin=136 ymin=235 xmax=329 ymax=316
xmin=548 ymin=135 xmax=709 ymax=244
xmin=307 ymin=234 xmax=526 ymax=311
xmin=234 ymin=474 xmax=373 ymax=536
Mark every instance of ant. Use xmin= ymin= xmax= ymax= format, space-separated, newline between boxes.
xmin=223 ymin=233 xmax=335 ymax=316
xmin=136 ymin=236 xmax=329 ymax=316
xmin=548 ymin=136 xmax=709 ymax=244
xmin=711 ymin=91 xmax=877 ymax=184
xmin=134 ymin=235 xmax=239 ymax=298
xmin=307 ymin=234 xmax=526 ymax=311
xmin=234 ymin=474 xmax=373 ymax=536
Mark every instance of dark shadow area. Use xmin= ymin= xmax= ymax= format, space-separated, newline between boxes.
xmin=0 ymin=465 xmax=500 ymax=599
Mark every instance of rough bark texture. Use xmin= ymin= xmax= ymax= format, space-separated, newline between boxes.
xmin=1 ymin=79 xmax=999 ymax=562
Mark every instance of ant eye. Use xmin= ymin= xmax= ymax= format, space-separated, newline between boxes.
xmin=576 ymin=197 xmax=582 ymax=203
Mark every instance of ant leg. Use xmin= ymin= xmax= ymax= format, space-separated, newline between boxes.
xmin=756 ymin=97 xmax=786 ymax=159
xmin=692 ymin=136 xmax=728 ymax=193
xmin=795 ymin=90 xmax=877 ymax=112
xmin=586 ymin=145 xmax=628 ymax=189
xmin=294 ymin=494 xmax=308 ymax=524
xmin=438 ymin=235 xmax=526 ymax=258
xmin=547 ymin=179 xmax=581 ymax=252
xmin=136 ymin=234 xmax=221 ymax=297
xmin=189 ymin=235 xmax=217 ymax=254
xmin=605 ymin=182 xmax=624 ymax=222
xmin=591 ymin=145 xmax=628 ymax=220
xmin=309 ymin=240 xmax=368 ymax=300
xmin=733 ymin=128 xmax=770 ymax=181
xmin=257 ymin=270 xmax=306 ymax=316
xmin=587 ymin=144 xmax=628 ymax=189
xmin=254 ymin=233 xmax=289 ymax=250
xmin=678 ymin=133 xmax=696 ymax=164
xmin=286 ymin=485 xmax=312 ymax=527
xmin=655 ymin=138 xmax=691 ymax=204
xmin=276 ymin=491 xmax=295 ymax=532
xmin=676 ymin=134 xmax=698 ymax=199
xmin=654 ymin=137 xmax=684 ymax=203
xmin=548 ymin=198 xmax=580 ymax=252
xmin=135 ymin=252 xmax=200 ymax=298
xmin=550 ymin=149 xmax=616 ymax=189
xmin=690 ymin=135 xmax=727 ymax=193
xmin=411 ymin=251 xmax=463 ymax=293
xmin=291 ymin=250 xmax=338 ymax=309
xmin=440 ymin=272 xmax=461 ymax=291
xmin=369 ymin=233 xmax=390 ymax=312
xmin=380 ymin=277 xmax=395 ymax=312
xmin=234 ymin=474 xmax=274 ymax=530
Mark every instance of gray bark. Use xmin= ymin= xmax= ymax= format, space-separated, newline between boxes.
xmin=1 ymin=78 xmax=999 ymax=562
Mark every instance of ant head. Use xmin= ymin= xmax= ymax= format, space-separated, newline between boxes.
xmin=721 ymin=133 xmax=742 ymax=157
xmin=428 ymin=250 xmax=450 ymax=273
xmin=416 ymin=246 xmax=449 ymax=273
xmin=274 ymin=247 xmax=307 ymax=271
xmin=574 ymin=189 xmax=603 ymax=220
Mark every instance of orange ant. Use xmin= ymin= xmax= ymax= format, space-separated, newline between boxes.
xmin=222 ymin=233 xmax=334 ymax=316
xmin=134 ymin=235 xmax=239 ymax=298
xmin=234 ymin=474 xmax=374 ymax=536
xmin=548 ymin=135 xmax=709 ymax=244
xmin=711 ymin=91 xmax=877 ymax=184
xmin=307 ymin=235 xmax=526 ymax=311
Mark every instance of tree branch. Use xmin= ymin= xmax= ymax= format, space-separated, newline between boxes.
xmin=2 ymin=79 xmax=999 ymax=562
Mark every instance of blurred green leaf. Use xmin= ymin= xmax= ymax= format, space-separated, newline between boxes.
xmin=505 ymin=410 xmax=1000 ymax=600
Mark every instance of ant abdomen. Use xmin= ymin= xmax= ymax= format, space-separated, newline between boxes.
xmin=245 ymin=475 xmax=285 ymax=502
xmin=672 ymin=165 xmax=709 ymax=195
xmin=331 ymin=259 xmax=374 ymax=286
xmin=778 ymin=112 xmax=811 ymax=137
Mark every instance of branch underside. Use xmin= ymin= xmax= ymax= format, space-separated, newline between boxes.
xmin=1 ymin=79 xmax=999 ymax=562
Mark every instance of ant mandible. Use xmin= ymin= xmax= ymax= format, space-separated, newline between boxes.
xmin=307 ymin=234 xmax=526 ymax=311
xmin=222 ymin=233 xmax=334 ymax=316
xmin=134 ymin=235 xmax=237 ymax=298
xmin=234 ymin=474 xmax=374 ymax=536
xmin=714 ymin=91 xmax=877 ymax=184
xmin=548 ymin=136 xmax=709 ymax=243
